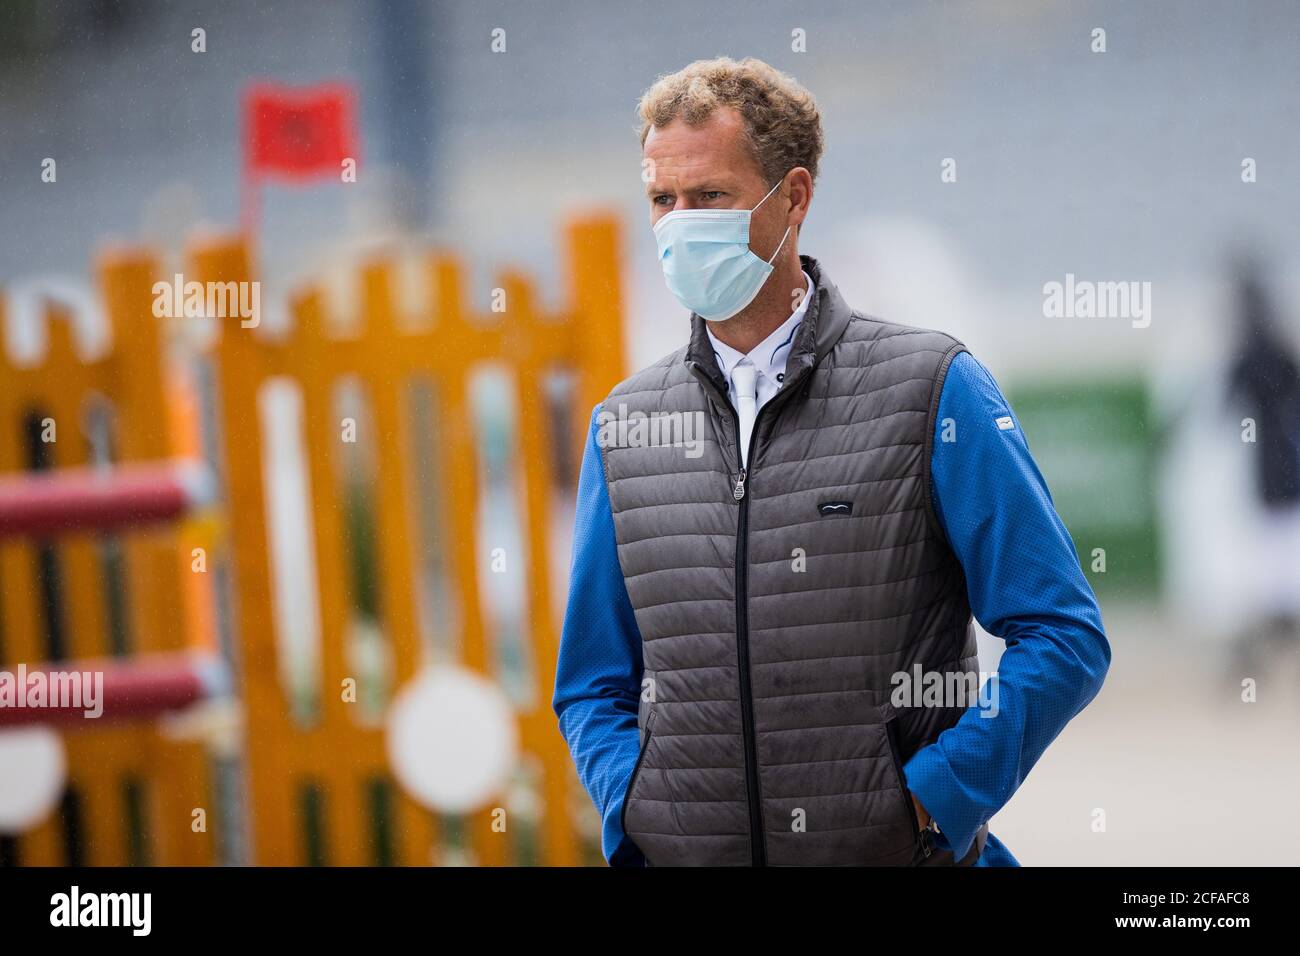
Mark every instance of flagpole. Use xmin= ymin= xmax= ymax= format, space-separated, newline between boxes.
xmin=240 ymin=83 xmax=260 ymax=239
xmin=241 ymin=165 xmax=259 ymax=238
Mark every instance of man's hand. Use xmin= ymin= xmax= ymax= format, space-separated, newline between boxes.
xmin=911 ymin=792 xmax=931 ymax=831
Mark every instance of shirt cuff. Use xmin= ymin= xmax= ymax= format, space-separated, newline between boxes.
xmin=902 ymin=742 xmax=985 ymax=861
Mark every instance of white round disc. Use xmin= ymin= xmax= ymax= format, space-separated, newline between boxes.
xmin=385 ymin=667 xmax=518 ymax=814
xmin=0 ymin=726 xmax=67 ymax=833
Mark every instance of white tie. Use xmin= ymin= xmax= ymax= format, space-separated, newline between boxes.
xmin=733 ymin=363 xmax=758 ymax=469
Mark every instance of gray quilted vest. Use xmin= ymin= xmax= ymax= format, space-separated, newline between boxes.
xmin=599 ymin=255 xmax=983 ymax=866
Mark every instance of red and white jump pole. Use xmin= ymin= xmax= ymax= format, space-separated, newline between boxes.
xmin=0 ymin=458 xmax=228 ymax=728
xmin=0 ymin=460 xmax=215 ymax=539
xmin=0 ymin=653 xmax=229 ymax=728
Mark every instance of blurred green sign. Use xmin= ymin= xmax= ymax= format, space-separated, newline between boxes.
xmin=1006 ymin=377 xmax=1160 ymax=597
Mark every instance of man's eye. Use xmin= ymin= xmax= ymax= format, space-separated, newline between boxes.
xmin=701 ymin=191 xmax=723 ymax=201
xmin=653 ymin=194 xmax=673 ymax=206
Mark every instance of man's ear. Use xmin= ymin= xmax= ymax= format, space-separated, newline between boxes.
xmin=785 ymin=167 xmax=814 ymax=229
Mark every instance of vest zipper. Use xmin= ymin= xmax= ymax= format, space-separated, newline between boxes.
xmin=691 ymin=357 xmax=812 ymax=868
xmin=732 ymin=411 xmax=765 ymax=866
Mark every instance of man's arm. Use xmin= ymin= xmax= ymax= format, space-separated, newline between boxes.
xmin=902 ymin=350 xmax=1112 ymax=861
xmin=552 ymin=404 xmax=646 ymax=866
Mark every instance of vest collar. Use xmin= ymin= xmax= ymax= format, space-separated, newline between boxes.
xmin=686 ymin=254 xmax=851 ymax=401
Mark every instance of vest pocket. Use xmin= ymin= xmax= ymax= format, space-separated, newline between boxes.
xmin=884 ymin=717 xmax=925 ymax=858
xmin=620 ymin=710 xmax=658 ymax=838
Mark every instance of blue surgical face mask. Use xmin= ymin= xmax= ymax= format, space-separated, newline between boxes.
xmin=653 ymin=178 xmax=792 ymax=322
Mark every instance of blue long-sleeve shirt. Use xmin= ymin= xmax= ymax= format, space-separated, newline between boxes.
xmin=552 ymin=350 xmax=1111 ymax=866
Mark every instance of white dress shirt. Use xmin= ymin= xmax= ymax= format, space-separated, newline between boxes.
xmin=707 ymin=270 xmax=815 ymax=467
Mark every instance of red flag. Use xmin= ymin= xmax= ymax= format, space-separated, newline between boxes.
xmin=244 ymin=82 xmax=357 ymax=180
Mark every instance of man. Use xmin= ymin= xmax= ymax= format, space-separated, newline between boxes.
xmin=553 ymin=56 xmax=1110 ymax=866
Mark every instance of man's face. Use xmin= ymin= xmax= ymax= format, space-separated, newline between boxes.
xmin=643 ymin=107 xmax=787 ymax=258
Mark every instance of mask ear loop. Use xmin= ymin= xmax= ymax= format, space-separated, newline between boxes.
xmin=765 ymin=225 xmax=792 ymax=265
xmin=753 ymin=178 xmax=785 ymax=211
xmin=755 ymin=177 xmax=792 ymax=265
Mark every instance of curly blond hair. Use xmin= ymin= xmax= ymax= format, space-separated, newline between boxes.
xmin=637 ymin=57 xmax=824 ymax=185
